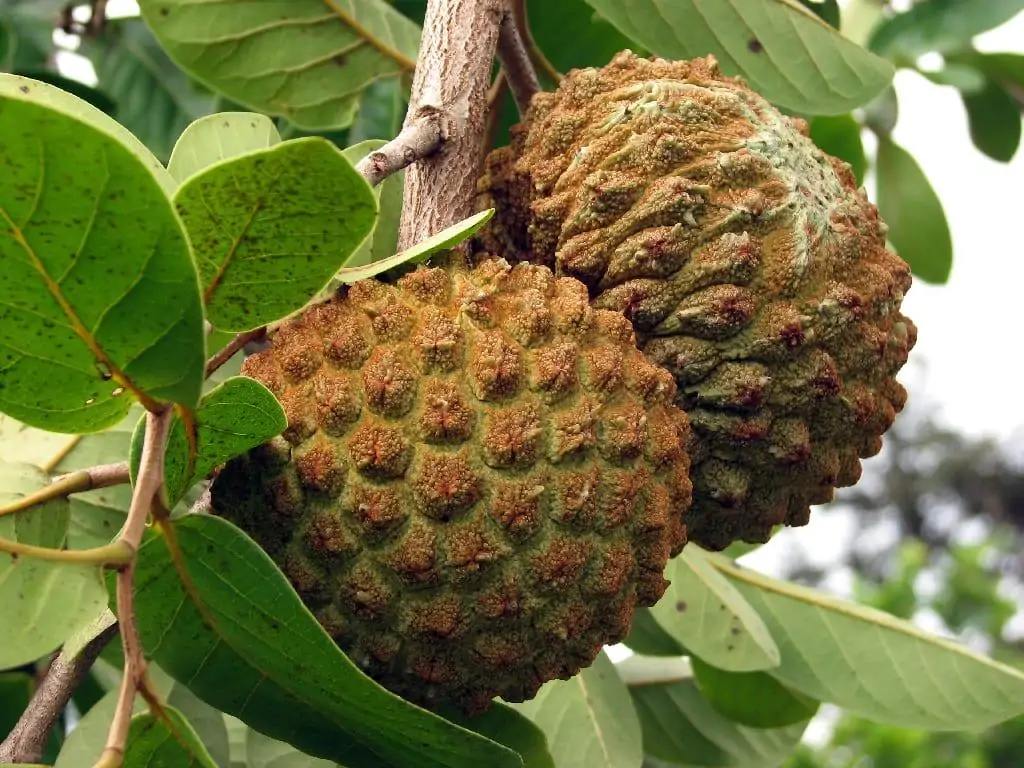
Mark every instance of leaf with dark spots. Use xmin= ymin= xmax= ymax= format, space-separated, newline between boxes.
xmin=0 ymin=74 xmax=205 ymax=433
xmin=137 ymin=0 xmax=420 ymax=131
xmin=581 ymin=0 xmax=893 ymax=114
xmin=129 ymin=376 xmax=286 ymax=507
xmin=174 ymin=137 xmax=377 ymax=332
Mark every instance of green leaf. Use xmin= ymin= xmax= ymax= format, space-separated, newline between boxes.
xmin=167 ymin=684 xmax=232 ymax=768
xmin=136 ymin=0 xmax=420 ymax=130
xmin=0 ymin=414 xmax=78 ymax=467
xmin=967 ymin=51 xmax=1024 ymax=89
xmin=9 ymin=70 xmax=117 ymax=114
xmin=174 ymin=137 xmax=377 ymax=332
xmin=798 ymin=0 xmax=840 ymax=28
xmin=689 ymin=657 xmax=819 ymax=728
xmin=245 ymin=730 xmax=336 ymax=767
xmin=622 ymin=608 xmax=688 ymax=657
xmin=80 ymin=18 xmax=216 ymax=162
xmin=168 ymin=112 xmax=282 ymax=184
xmin=918 ymin=63 xmax=987 ymax=94
xmin=646 ymin=547 xmax=780 ymax=672
xmin=340 ymin=140 xmax=404 ymax=271
xmin=0 ymin=21 xmax=11 ymax=69
xmin=512 ymin=651 xmax=642 ymax=768
xmin=962 ymin=79 xmax=1022 ymax=162
xmin=526 ymin=0 xmax=644 ymax=74
xmin=875 ymin=137 xmax=953 ymax=284
xmin=347 ymin=78 xmax=405 ymax=144
xmin=710 ymin=554 xmax=1024 ymax=730
xmin=131 ymin=514 xmax=522 ymax=768
xmin=130 ymin=376 xmax=287 ymax=506
xmin=123 ymin=707 xmax=218 ymax=768
xmin=0 ymin=74 xmax=206 ymax=433
xmin=870 ymin=0 xmax=1024 ymax=59
xmin=0 ymin=463 xmax=107 ymax=669
xmin=335 ymin=208 xmax=495 ymax=284
xmin=0 ymin=1 xmax=53 ymax=71
xmin=56 ymin=407 xmax=142 ymax=551
xmin=809 ymin=114 xmax=867 ymax=184
xmin=61 ymin=607 xmax=117 ymax=660
xmin=444 ymin=704 xmax=556 ymax=768
xmin=0 ymin=671 xmax=33 ymax=745
xmin=581 ymin=0 xmax=894 ymax=114
xmin=620 ymin=657 xmax=808 ymax=768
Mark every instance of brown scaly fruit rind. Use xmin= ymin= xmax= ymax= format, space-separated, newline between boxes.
xmin=477 ymin=51 xmax=916 ymax=550
xmin=209 ymin=258 xmax=691 ymax=714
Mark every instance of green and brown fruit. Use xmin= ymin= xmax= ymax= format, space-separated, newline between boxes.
xmin=478 ymin=51 xmax=917 ymax=550
xmin=210 ymin=258 xmax=692 ymax=714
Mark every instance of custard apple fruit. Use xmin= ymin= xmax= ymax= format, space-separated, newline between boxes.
xmin=210 ymin=259 xmax=692 ymax=713
xmin=478 ymin=51 xmax=917 ymax=550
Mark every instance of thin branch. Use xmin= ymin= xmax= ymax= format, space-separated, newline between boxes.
xmin=205 ymin=326 xmax=267 ymax=378
xmin=0 ymin=623 xmax=119 ymax=764
xmin=94 ymin=408 xmax=173 ymax=768
xmin=0 ymin=537 xmax=131 ymax=566
xmin=496 ymin=7 xmax=540 ymax=115
xmin=355 ymin=113 xmax=444 ymax=187
xmin=510 ymin=0 xmax=561 ymax=84
xmin=0 ymin=462 xmax=130 ymax=519
xmin=485 ymin=70 xmax=510 ymax=150
xmin=397 ymin=0 xmax=505 ymax=251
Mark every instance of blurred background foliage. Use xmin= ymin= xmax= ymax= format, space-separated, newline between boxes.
xmin=2 ymin=1 xmax=1022 ymax=765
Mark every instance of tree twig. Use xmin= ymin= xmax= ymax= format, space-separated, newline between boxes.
xmin=205 ymin=327 xmax=267 ymax=378
xmin=355 ymin=113 xmax=444 ymax=187
xmin=0 ymin=462 xmax=130 ymax=519
xmin=496 ymin=6 xmax=540 ymax=115
xmin=94 ymin=408 xmax=173 ymax=768
xmin=397 ymin=0 xmax=504 ymax=251
xmin=0 ymin=623 xmax=119 ymax=764
xmin=509 ymin=0 xmax=561 ymax=84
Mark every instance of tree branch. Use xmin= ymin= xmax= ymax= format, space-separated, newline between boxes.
xmin=355 ymin=113 xmax=444 ymax=187
xmin=0 ymin=623 xmax=119 ymax=764
xmin=205 ymin=326 xmax=267 ymax=378
xmin=496 ymin=6 xmax=540 ymax=115
xmin=0 ymin=462 xmax=130 ymax=519
xmin=397 ymin=0 xmax=504 ymax=251
xmin=95 ymin=408 xmax=173 ymax=768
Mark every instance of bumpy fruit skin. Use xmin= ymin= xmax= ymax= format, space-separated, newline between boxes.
xmin=478 ymin=51 xmax=917 ymax=550
xmin=210 ymin=259 xmax=691 ymax=714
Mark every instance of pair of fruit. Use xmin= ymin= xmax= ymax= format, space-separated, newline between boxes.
xmin=210 ymin=52 xmax=916 ymax=714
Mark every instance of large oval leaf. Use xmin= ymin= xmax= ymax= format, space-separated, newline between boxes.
xmin=137 ymin=0 xmax=420 ymax=130
xmin=129 ymin=376 xmax=287 ymax=506
xmin=0 ymin=462 xmax=107 ymax=669
xmin=174 ymin=137 xmax=377 ymax=331
xmin=0 ymin=74 xmax=205 ymax=432
xmin=710 ymin=554 xmax=1024 ymax=730
xmin=875 ymin=137 xmax=953 ymax=284
xmin=57 ymin=407 xmax=141 ymax=551
xmin=131 ymin=514 xmax=522 ymax=768
xmin=962 ymin=79 xmax=1022 ymax=163
xmin=619 ymin=656 xmax=808 ymax=768
xmin=169 ymin=112 xmax=282 ymax=184
xmin=646 ymin=547 xmax=780 ymax=672
xmin=581 ymin=0 xmax=894 ymax=114
xmin=689 ymin=657 xmax=819 ymax=729
xmin=869 ymin=0 xmax=1024 ymax=59
xmin=512 ymin=651 xmax=642 ymax=768
xmin=80 ymin=18 xmax=216 ymax=162
xmin=123 ymin=707 xmax=218 ymax=768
